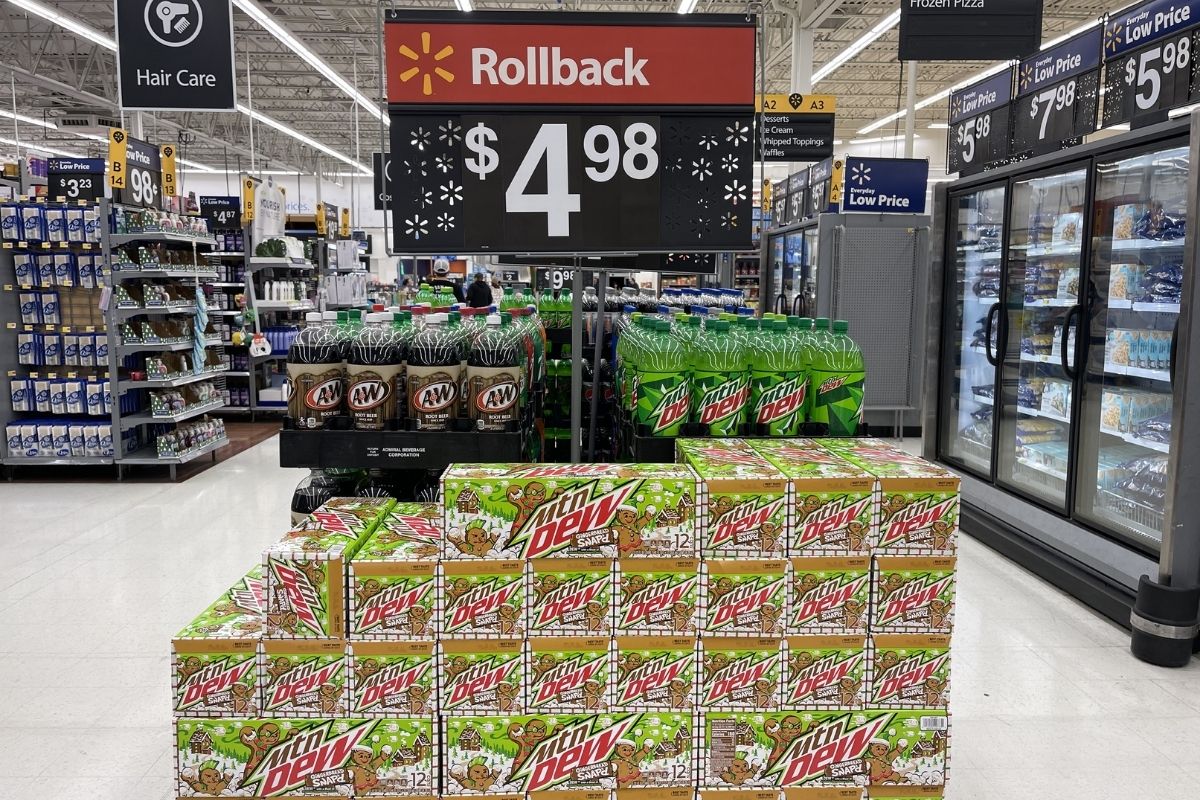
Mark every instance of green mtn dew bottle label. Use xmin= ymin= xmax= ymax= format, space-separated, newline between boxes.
xmin=751 ymin=318 xmax=807 ymax=435
xmin=636 ymin=320 xmax=690 ymax=436
xmin=692 ymin=320 xmax=748 ymax=435
xmin=811 ymin=319 xmax=865 ymax=436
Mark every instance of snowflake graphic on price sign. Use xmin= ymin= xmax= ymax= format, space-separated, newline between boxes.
xmin=384 ymin=10 xmax=756 ymax=253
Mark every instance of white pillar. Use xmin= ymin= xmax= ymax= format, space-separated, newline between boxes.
xmin=792 ymin=2 xmax=814 ymax=95
xmin=904 ymin=61 xmax=918 ymax=158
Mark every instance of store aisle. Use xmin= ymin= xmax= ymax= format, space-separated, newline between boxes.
xmin=0 ymin=437 xmax=1196 ymax=799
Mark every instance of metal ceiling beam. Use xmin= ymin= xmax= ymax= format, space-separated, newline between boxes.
xmin=802 ymin=0 xmax=843 ymax=28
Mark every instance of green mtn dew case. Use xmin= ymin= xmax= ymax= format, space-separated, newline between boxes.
xmin=615 ymin=635 xmax=698 ymax=709
xmin=347 ymin=640 xmax=437 ymax=716
xmin=750 ymin=318 xmax=808 ymax=435
xmin=527 ymin=635 xmax=613 ymax=713
xmin=810 ymin=320 xmax=865 ymax=436
xmin=699 ymin=636 xmax=783 ymax=710
xmin=783 ymin=635 xmax=867 ymax=709
xmin=636 ymin=319 xmax=691 ymax=437
xmin=692 ymin=319 xmax=749 ymax=434
xmin=868 ymin=634 xmax=950 ymax=710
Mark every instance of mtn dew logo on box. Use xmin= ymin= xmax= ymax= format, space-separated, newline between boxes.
xmin=868 ymin=635 xmax=950 ymax=709
xmin=700 ymin=637 xmax=783 ymax=710
xmin=872 ymin=557 xmax=956 ymax=634
xmin=615 ymin=635 xmax=697 ymax=709
xmin=616 ymin=558 xmax=700 ymax=634
xmin=441 ymin=560 xmax=525 ymax=638
xmin=530 ymin=558 xmax=614 ymax=635
xmin=348 ymin=641 xmax=436 ymax=717
xmin=172 ymin=639 xmax=259 ymax=717
xmin=357 ymin=502 xmax=443 ymax=561
xmin=676 ymin=438 xmax=788 ymax=558
xmin=441 ymin=463 xmax=700 ymax=560
xmin=175 ymin=717 xmax=435 ymax=797
xmin=783 ymin=635 xmax=866 ymax=709
xmin=259 ymin=640 xmax=348 ymax=718
xmin=443 ymin=713 xmax=693 ymax=793
xmin=348 ymin=560 xmax=437 ymax=640
xmin=703 ymin=560 xmax=787 ymax=636
xmin=527 ymin=636 xmax=612 ymax=713
xmin=440 ymin=638 xmax=525 ymax=714
xmin=789 ymin=556 xmax=871 ymax=634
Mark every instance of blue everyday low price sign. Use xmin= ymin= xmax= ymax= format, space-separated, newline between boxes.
xmin=842 ymin=157 xmax=928 ymax=214
xmin=1104 ymin=0 xmax=1200 ymax=59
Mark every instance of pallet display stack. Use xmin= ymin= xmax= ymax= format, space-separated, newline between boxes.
xmin=170 ymin=439 xmax=955 ymax=797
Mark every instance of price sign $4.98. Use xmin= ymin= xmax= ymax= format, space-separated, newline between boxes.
xmin=464 ymin=119 xmax=658 ymax=237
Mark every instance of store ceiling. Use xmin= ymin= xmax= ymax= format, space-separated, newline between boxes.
xmin=0 ymin=0 xmax=1119 ymax=175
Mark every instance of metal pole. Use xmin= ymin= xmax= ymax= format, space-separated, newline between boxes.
xmin=588 ymin=269 xmax=607 ymax=459
xmin=570 ymin=260 xmax=584 ymax=463
xmin=352 ymin=54 xmax=361 ymax=227
xmin=132 ymin=111 xmax=143 ymax=140
xmin=246 ymin=49 xmax=256 ymax=172
xmin=377 ymin=0 xmax=393 ymax=256
xmin=9 ymin=73 xmax=18 ymax=161
xmin=758 ymin=6 xmax=768 ymax=316
xmin=904 ymin=62 xmax=918 ymax=159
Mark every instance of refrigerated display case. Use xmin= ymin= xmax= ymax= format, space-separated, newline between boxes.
xmin=926 ymin=117 xmax=1200 ymax=627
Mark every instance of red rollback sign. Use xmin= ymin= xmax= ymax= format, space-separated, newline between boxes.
xmin=385 ymin=13 xmax=756 ymax=106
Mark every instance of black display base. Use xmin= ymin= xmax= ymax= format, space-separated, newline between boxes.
xmin=1130 ymin=575 xmax=1200 ymax=667
xmin=279 ymin=428 xmax=526 ymax=469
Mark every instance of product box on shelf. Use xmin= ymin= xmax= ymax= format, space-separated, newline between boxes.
xmin=614 ymin=635 xmax=698 ymax=710
xmin=702 ymin=559 xmax=788 ymax=636
xmin=789 ymin=556 xmax=871 ymax=634
xmin=676 ymin=437 xmax=789 ymax=558
xmin=365 ymin=501 xmax=444 ymax=560
xmin=867 ymin=635 xmax=951 ymax=710
xmin=441 ymin=463 xmax=701 ymax=559
xmin=871 ymin=557 xmax=957 ymax=635
xmin=746 ymin=439 xmax=875 ymax=556
xmin=699 ymin=636 xmax=784 ymax=710
xmin=442 ymin=712 xmax=695 ymax=792
xmin=702 ymin=708 xmax=948 ymax=788
xmin=782 ymin=635 xmax=867 ymax=710
xmin=615 ymin=558 xmax=701 ymax=634
xmin=348 ymin=557 xmax=439 ymax=641
xmin=258 ymin=638 xmax=348 ymax=717
xmin=348 ymin=640 xmax=437 ymax=716
xmin=525 ymin=635 xmax=612 ymax=713
xmin=439 ymin=637 xmax=525 ymax=714
xmin=528 ymin=558 xmax=615 ymax=635
xmin=441 ymin=559 xmax=526 ymax=638
xmin=175 ymin=716 xmax=436 ymax=797
xmin=263 ymin=501 xmax=392 ymax=639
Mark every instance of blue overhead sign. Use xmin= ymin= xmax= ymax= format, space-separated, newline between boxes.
xmin=842 ymin=157 xmax=929 ymax=215
xmin=47 ymin=158 xmax=104 ymax=174
xmin=1018 ymin=27 xmax=1103 ymax=96
xmin=949 ymin=70 xmax=1014 ymax=125
xmin=1104 ymin=0 xmax=1200 ymax=59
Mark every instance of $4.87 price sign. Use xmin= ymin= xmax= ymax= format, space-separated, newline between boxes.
xmin=389 ymin=112 xmax=754 ymax=253
xmin=1103 ymin=30 xmax=1198 ymax=127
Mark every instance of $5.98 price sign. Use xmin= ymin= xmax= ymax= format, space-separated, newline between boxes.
xmin=389 ymin=112 xmax=754 ymax=253
xmin=1103 ymin=30 xmax=1199 ymax=126
xmin=949 ymin=111 xmax=1011 ymax=175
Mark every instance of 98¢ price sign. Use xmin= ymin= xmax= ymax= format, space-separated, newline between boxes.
xmin=109 ymin=134 xmax=163 ymax=210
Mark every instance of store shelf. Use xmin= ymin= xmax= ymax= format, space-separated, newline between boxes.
xmin=1016 ymin=242 xmax=1081 ymax=257
xmin=206 ymin=251 xmax=245 ymax=258
xmin=209 ymin=309 xmax=242 ymax=316
xmin=209 ymin=282 xmax=245 ymax=288
xmin=1019 ymin=352 xmax=1057 ymax=364
xmin=1016 ymin=457 xmax=1068 ymax=481
xmin=109 ymin=233 xmax=217 ymax=247
xmin=1122 ymin=433 xmax=1171 ymax=453
xmin=116 ymin=337 xmax=221 ymax=354
xmin=223 ymin=371 xmax=251 ymax=377
xmin=247 ymin=256 xmax=313 ymax=270
xmin=111 ymin=269 xmax=218 ymax=281
xmin=1108 ymin=298 xmax=1180 ymax=314
xmin=120 ymin=369 xmax=227 ymax=389
xmin=1111 ymin=238 xmax=1185 ymax=251
xmin=1025 ymin=297 xmax=1076 ymax=308
xmin=3 ymin=454 xmax=114 ymax=465
xmin=255 ymin=301 xmax=314 ymax=312
xmin=252 ymin=353 xmax=287 ymax=363
xmin=278 ymin=428 xmax=526 ymax=469
xmin=120 ymin=435 xmax=229 ymax=465
xmin=971 ymin=393 xmax=994 ymax=406
xmin=1103 ymin=362 xmax=1171 ymax=382
xmin=1017 ymin=404 xmax=1071 ymax=424
xmin=119 ymin=398 xmax=226 ymax=430
xmin=114 ymin=305 xmax=197 ymax=319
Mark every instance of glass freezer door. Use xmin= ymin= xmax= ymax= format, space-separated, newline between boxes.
xmin=798 ymin=226 xmax=819 ymax=316
xmin=938 ymin=185 xmax=1006 ymax=477
xmin=1074 ymin=144 xmax=1187 ymax=552
xmin=996 ymin=168 xmax=1088 ymax=511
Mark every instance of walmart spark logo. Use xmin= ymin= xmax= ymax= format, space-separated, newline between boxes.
xmin=1104 ymin=22 xmax=1123 ymax=54
xmin=1019 ymin=64 xmax=1033 ymax=92
xmin=398 ymin=32 xmax=455 ymax=96
xmin=850 ymin=163 xmax=871 ymax=186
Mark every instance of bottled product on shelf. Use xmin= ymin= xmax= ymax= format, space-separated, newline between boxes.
xmin=749 ymin=317 xmax=808 ymax=435
xmin=346 ymin=312 xmax=405 ymax=431
xmin=406 ymin=312 xmax=460 ymax=431
xmin=285 ymin=311 xmax=345 ymax=430
xmin=691 ymin=318 xmax=747 ymax=435
xmin=810 ymin=319 xmax=867 ymax=437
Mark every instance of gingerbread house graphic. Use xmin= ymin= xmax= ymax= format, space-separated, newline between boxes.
xmin=455 ymin=489 xmax=480 ymax=514
xmin=189 ymin=729 xmax=213 ymax=755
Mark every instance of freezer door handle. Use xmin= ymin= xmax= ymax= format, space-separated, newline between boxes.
xmin=1062 ymin=304 xmax=1081 ymax=380
xmin=1170 ymin=316 xmax=1179 ymax=385
xmin=984 ymin=302 xmax=1001 ymax=367
xmin=774 ymin=292 xmax=787 ymax=315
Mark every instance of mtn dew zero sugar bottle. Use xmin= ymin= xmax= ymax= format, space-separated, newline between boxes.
xmin=692 ymin=319 xmax=748 ymax=435
xmin=811 ymin=320 xmax=866 ymax=436
xmin=636 ymin=320 xmax=690 ymax=437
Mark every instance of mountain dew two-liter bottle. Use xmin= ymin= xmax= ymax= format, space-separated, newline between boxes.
xmin=635 ymin=319 xmax=690 ymax=436
xmin=810 ymin=319 xmax=866 ymax=436
xmin=691 ymin=319 xmax=748 ymax=435
xmin=750 ymin=318 xmax=808 ymax=435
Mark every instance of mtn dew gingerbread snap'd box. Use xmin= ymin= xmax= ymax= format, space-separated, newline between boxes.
xmin=441 ymin=463 xmax=701 ymax=560
xmin=703 ymin=708 xmax=948 ymax=788
xmin=529 ymin=558 xmax=615 ymax=635
xmin=783 ymin=636 xmax=867 ymax=710
xmin=789 ymin=557 xmax=870 ymax=635
xmin=863 ymin=787 xmax=944 ymax=799
xmin=348 ymin=640 xmax=437 ymax=717
xmin=175 ymin=717 xmax=436 ymax=797
xmin=443 ymin=712 xmax=695 ymax=793
xmin=172 ymin=623 xmax=260 ymax=717
xmin=703 ymin=560 xmax=787 ymax=637
xmin=527 ymin=636 xmax=613 ymax=713
xmin=814 ymin=441 xmax=959 ymax=555
xmin=359 ymin=502 xmax=444 ymax=561
xmin=441 ymin=560 xmax=526 ymax=639
xmin=700 ymin=637 xmax=784 ymax=711
xmin=676 ymin=438 xmax=788 ymax=558
xmin=746 ymin=439 xmax=875 ymax=556
xmin=258 ymin=639 xmax=348 ymax=717
xmin=440 ymin=638 xmax=525 ymax=714
xmin=871 ymin=557 xmax=956 ymax=635
xmin=616 ymin=558 xmax=700 ymax=635
xmin=348 ymin=559 xmax=438 ymax=640
xmin=867 ymin=635 xmax=950 ymax=710
xmin=615 ymin=635 xmax=697 ymax=710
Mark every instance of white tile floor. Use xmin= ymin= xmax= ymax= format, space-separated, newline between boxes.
xmin=0 ymin=435 xmax=1196 ymax=799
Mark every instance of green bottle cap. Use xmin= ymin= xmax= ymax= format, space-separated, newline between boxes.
xmin=787 ymin=315 xmax=801 ymax=327
xmin=504 ymin=287 xmax=514 ymax=295
xmin=711 ymin=320 xmax=730 ymax=332
xmin=336 ymin=311 xmax=348 ymax=323
xmin=815 ymin=317 xmax=831 ymax=329
xmin=834 ymin=320 xmax=850 ymax=333
xmin=798 ymin=317 xmax=813 ymax=328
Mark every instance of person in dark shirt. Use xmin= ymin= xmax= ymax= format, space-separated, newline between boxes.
xmin=466 ymin=272 xmax=493 ymax=308
xmin=429 ymin=257 xmax=465 ymax=304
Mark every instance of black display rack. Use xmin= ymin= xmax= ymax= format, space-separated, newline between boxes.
xmin=278 ymin=428 xmax=527 ymax=469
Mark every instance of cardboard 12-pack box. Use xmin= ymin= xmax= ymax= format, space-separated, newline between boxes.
xmin=783 ymin=635 xmax=867 ymax=710
xmin=703 ymin=559 xmax=788 ymax=636
xmin=528 ymin=558 xmax=615 ymax=635
xmin=871 ymin=557 xmax=956 ymax=635
xmin=526 ymin=635 xmax=612 ymax=713
xmin=348 ymin=639 xmax=437 ymax=716
xmin=867 ymin=635 xmax=950 ymax=710
xmin=699 ymin=636 xmax=784 ymax=710
xmin=258 ymin=639 xmax=348 ymax=717
xmin=439 ymin=637 xmax=525 ymax=714
xmin=441 ymin=560 xmax=526 ymax=638
xmin=789 ymin=556 xmax=871 ymax=635
xmin=614 ymin=635 xmax=698 ymax=710
xmin=616 ymin=558 xmax=701 ymax=635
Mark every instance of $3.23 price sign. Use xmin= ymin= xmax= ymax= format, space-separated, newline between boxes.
xmin=389 ymin=112 xmax=754 ymax=253
xmin=1103 ymin=31 xmax=1197 ymax=126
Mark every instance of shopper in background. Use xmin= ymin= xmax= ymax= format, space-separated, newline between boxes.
xmin=466 ymin=271 xmax=493 ymax=308
xmin=491 ymin=275 xmax=504 ymax=307
xmin=429 ymin=257 xmax=465 ymax=304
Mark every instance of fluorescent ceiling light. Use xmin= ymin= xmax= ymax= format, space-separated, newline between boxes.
xmin=0 ymin=136 xmax=83 ymax=158
xmin=813 ymin=10 xmax=900 ymax=84
xmin=233 ymin=0 xmax=385 ymax=125
xmin=1169 ymin=103 xmax=1200 ymax=119
xmin=178 ymin=158 xmax=217 ymax=172
xmin=5 ymin=0 xmax=116 ymax=50
xmin=927 ymin=123 xmax=949 ymax=130
xmin=237 ymin=103 xmax=369 ymax=174
xmin=455 ymin=0 xmax=473 ymax=10
xmin=849 ymin=133 xmax=920 ymax=145
xmin=0 ymin=108 xmax=57 ymax=130
xmin=678 ymin=0 xmax=700 ymax=13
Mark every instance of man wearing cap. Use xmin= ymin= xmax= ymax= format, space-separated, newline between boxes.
xmin=430 ymin=257 xmax=466 ymax=304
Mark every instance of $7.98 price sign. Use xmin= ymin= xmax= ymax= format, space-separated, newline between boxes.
xmin=1103 ymin=30 xmax=1198 ymax=126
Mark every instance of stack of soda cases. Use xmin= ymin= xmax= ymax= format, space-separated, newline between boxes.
xmin=171 ymin=497 xmax=442 ymax=798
